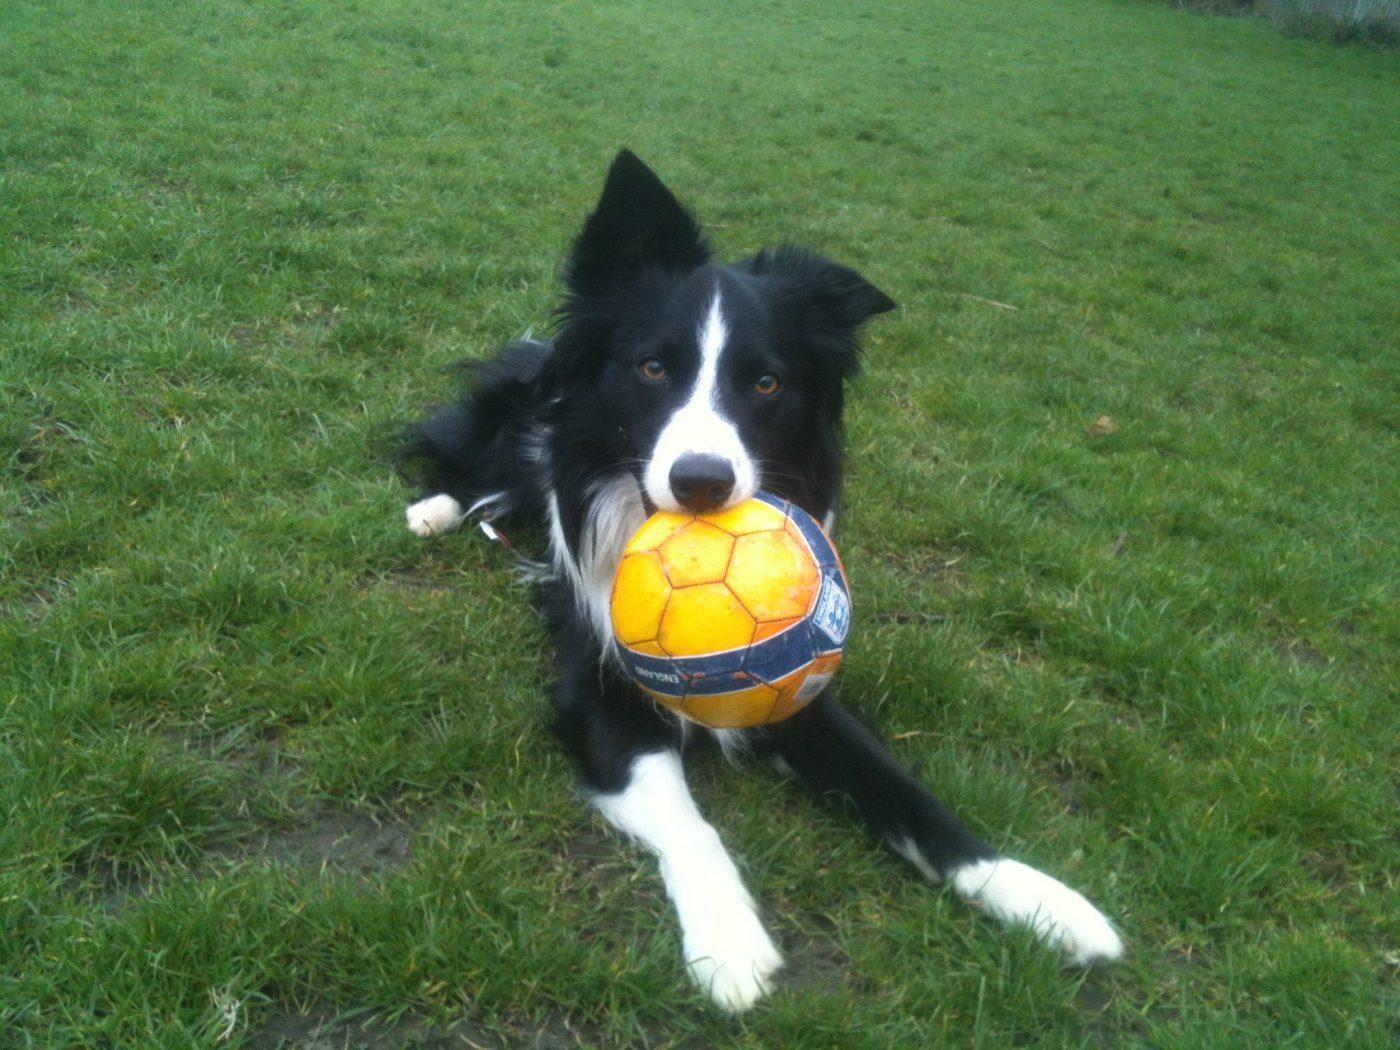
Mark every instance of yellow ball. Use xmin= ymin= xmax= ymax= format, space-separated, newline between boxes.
xmin=610 ymin=493 xmax=851 ymax=728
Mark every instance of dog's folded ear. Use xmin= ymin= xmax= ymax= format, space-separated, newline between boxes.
xmin=566 ymin=150 xmax=711 ymax=297
xmin=747 ymin=247 xmax=896 ymax=376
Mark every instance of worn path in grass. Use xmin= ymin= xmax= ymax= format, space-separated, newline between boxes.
xmin=2 ymin=0 xmax=1397 ymax=1045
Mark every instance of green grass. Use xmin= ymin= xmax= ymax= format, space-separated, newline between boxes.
xmin=2 ymin=0 xmax=1397 ymax=1045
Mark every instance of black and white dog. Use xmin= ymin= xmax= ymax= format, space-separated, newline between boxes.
xmin=401 ymin=150 xmax=1123 ymax=1012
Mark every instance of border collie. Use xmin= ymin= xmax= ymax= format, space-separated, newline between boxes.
xmin=400 ymin=150 xmax=1123 ymax=1012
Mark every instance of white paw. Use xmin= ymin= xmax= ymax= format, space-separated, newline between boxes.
xmin=953 ymin=858 xmax=1124 ymax=965
xmin=682 ymin=894 xmax=783 ymax=1013
xmin=405 ymin=494 xmax=466 ymax=537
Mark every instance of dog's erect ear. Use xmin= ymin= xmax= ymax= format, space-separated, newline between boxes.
xmin=749 ymin=247 xmax=896 ymax=375
xmin=805 ymin=257 xmax=897 ymax=330
xmin=565 ymin=150 xmax=710 ymax=297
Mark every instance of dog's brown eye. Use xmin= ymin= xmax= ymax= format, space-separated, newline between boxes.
xmin=755 ymin=373 xmax=781 ymax=396
xmin=639 ymin=358 xmax=667 ymax=381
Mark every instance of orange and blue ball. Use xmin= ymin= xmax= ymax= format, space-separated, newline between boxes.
xmin=609 ymin=493 xmax=850 ymax=728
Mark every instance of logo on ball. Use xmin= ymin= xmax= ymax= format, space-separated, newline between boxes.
xmin=812 ymin=575 xmax=851 ymax=646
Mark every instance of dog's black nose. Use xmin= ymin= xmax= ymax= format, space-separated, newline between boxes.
xmin=669 ymin=454 xmax=735 ymax=512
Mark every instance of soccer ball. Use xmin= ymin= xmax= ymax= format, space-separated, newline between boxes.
xmin=610 ymin=492 xmax=850 ymax=728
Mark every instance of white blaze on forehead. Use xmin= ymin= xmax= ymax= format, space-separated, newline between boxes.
xmin=643 ymin=290 xmax=758 ymax=511
xmin=696 ymin=292 xmax=728 ymax=394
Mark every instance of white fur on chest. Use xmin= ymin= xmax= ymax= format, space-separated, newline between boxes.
xmin=548 ymin=473 xmax=648 ymax=651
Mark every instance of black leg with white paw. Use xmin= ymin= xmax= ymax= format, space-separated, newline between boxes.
xmin=758 ymin=690 xmax=1124 ymax=965
xmin=758 ymin=691 xmax=996 ymax=875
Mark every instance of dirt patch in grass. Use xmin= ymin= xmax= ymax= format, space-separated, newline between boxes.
xmin=230 ymin=804 xmax=416 ymax=873
xmin=871 ymin=608 xmax=953 ymax=627
xmin=1261 ymin=608 xmax=1332 ymax=667
xmin=881 ymin=544 xmax=969 ymax=594
xmin=78 ymin=865 xmax=161 ymax=914
xmin=1298 ymin=847 xmax=1377 ymax=916
xmin=1272 ymin=634 xmax=1331 ymax=667
xmin=1043 ymin=758 xmax=1101 ymax=819
xmin=1075 ymin=970 xmax=1129 ymax=1048
xmin=777 ymin=926 xmax=851 ymax=997
xmin=183 ymin=732 xmax=418 ymax=873
xmin=554 ymin=825 xmax=620 ymax=868
xmin=548 ymin=824 xmax=666 ymax=910
xmin=356 ymin=564 xmax=459 ymax=598
xmin=85 ymin=806 xmax=417 ymax=913
xmin=868 ymin=543 xmax=967 ymax=626
xmin=3 ymin=578 xmax=73 ymax=621
xmin=249 ymin=1007 xmax=600 ymax=1049
xmin=224 ymin=305 xmax=343 ymax=357
xmin=6 ymin=412 xmax=61 ymax=480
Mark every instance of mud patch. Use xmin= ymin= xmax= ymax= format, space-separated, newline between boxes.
xmin=175 ymin=734 xmax=414 ymax=874
xmin=881 ymin=544 xmax=968 ymax=595
xmin=778 ymin=928 xmax=851 ymax=996
xmin=71 ymin=863 xmax=161 ymax=915
xmin=250 ymin=1008 xmax=598 ymax=1049
xmin=1299 ymin=848 xmax=1366 ymax=901
xmin=866 ymin=543 xmax=966 ymax=628
xmin=972 ymin=643 xmax=1047 ymax=672
xmin=250 ymin=1011 xmax=451 ymax=1049
xmin=1074 ymin=970 xmax=1123 ymax=1047
xmin=6 ymin=411 xmax=62 ymax=482
xmin=555 ymin=825 xmax=620 ymax=868
xmin=548 ymin=824 xmax=664 ymax=909
xmin=1272 ymin=634 xmax=1330 ymax=667
xmin=1260 ymin=607 xmax=1330 ymax=667
xmin=235 ymin=804 xmax=415 ymax=873
xmin=3 ymin=578 xmax=73 ymax=622
xmin=83 ymin=805 xmax=414 ymax=913
xmin=381 ymin=566 xmax=457 ymax=593
xmin=871 ymin=609 xmax=951 ymax=626
xmin=355 ymin=564 xmax=463 ymax=599
xmin=757 ymin=909 xmax=856 ymax=999
xmin=1042 ymin=755 xmax=1108 ymax=818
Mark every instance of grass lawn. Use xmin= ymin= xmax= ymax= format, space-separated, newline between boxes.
xmin=3 ymin=0 xmax=1397 ymax=1045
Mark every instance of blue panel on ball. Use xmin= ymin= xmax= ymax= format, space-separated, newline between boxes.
xmin=781 ymin=495 xmax=845 ymax=576
xmin=622 ymin=649 xmax=687 ymax=699
xmin=762 ymin=492 xmax=851 ymax=651
xmin=675 ymin=645 xmax=749 ymax=696
xmin=731 ymin=620 xmax=817 ymax=690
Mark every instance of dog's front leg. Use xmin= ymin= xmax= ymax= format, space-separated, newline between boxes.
xmin=761 ymin=691 xmax=1124 ymax=966
xmin=593 ymin=749 xmax=783 ymax=1012
xmin=553 ymin=640 xmax=782 ymax=1012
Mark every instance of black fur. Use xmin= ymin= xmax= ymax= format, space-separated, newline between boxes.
xmin=399 ymin=339 xmax=551 ymax=523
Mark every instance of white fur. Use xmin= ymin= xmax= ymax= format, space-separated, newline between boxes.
xmin=594 ymin=751 xmax=783 ymax=1012
xmin=950 ymin=858 xmax=1124 ymax=965
xmin=642 ymin=291 xmax=757 ymax=512
xmin=405 ymin=494 xmax=467 ymax=537
xmin=890 ymin=835 xmax=941 ymax=883
xmin=711 ymin=728 xmax=751 ymax=763
xmin=548 ymin=474 xmax=647 ymax=649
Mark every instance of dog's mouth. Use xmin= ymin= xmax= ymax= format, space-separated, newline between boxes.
xmin=631 ymin=455 xmax=759 ymax=518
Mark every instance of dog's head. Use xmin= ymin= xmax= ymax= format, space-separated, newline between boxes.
xmin=548 ymin=150 xmax=895 ymax=515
